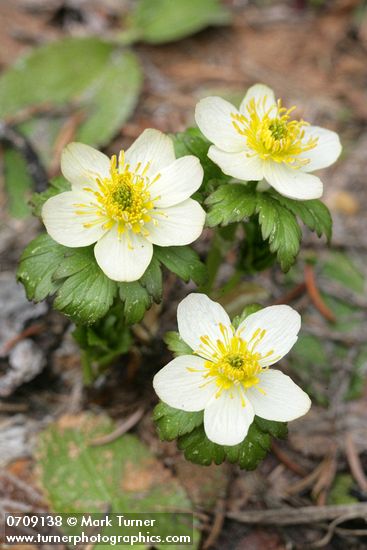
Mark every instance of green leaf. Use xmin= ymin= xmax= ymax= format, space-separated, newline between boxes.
xmin=155 ymin=245 xmax=207 ymax=286
xmin=239 ymin=219 xmax=276 ymax=273
xmin=31 ymin=176 xmax=71 ymax=217
xmin=123 ymin=0 xmax=231 ymax=45
xmin=119 ymin=282 xmax=152 ymax=325
xmin=206 ymin=185 xmax=331 ymax=272
xmin=3 ymin=149 xmax=33 ymax=218
xmin=254 ymin=417 xmax=288 ymax=439
xmin=232 ymin=304 xmax=263 ymax=330
xmin=206 ymin=183 xmax=257 ymax=227
xmin=164 ymin=331 xmax=193 ymax=357
xmin=173 ymin=127 xmax=224 ymax=187
xmin=328 ymin=474 xmax=358 ymax=505
xmin=0 ymin=37 xmax=142 ymax=148
xmin=73 ymin=309 xmax=132 ymax=376
xmin=53 ymin=247 xmax=117 ymax=325
xmin=178 ymin=421 xmax=280 ymax=470
xmin=178 ymin=426 xmax=227 ymax=466
xmin=76 ymin=50 xmax=142 ymax=146
xmin=321 ymin=251 xmax=364 ymax=294
xmin=154 ymin=403 xmax=203 ymax=440
xmin=273 ymin=191 xmax=332 ymax=242
xmin=139 ymin=257 xmax=163 ymax=303
xmin=17 ymin=234 xmax=66 ymax=302
xmin=289 ymin=334 xmax=330 ymax=406
xmin=36 ymin=413 xmax=199 ymax=549
xmin=18 ymin=234 xmax=117 ymax=325
xmin=154 ymin=401 xmax=286 ymax=469
xmin=256 ymin=194 xmax=302 ymax=272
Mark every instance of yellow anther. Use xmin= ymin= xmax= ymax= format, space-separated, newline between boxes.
xmin=232 ymin=97 xmax=318 ymax=168
xmin=74 ymin=153 xmax=160 ymax=234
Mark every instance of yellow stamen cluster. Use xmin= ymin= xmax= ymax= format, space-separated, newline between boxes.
xmin=192 ymin=323 xmax=274 ymax=401
xmin=75 ymin=152 xmax=161 ymax=237
xmin=232 ymin=97 xmax=318 ymax=168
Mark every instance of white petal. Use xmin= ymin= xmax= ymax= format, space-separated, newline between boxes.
xmin=204 ymin=390 xmax=255 ymax=445
xmin=61 ymin=142 xmax=110 ymax=189
xmin=208 ymin=146 xmax=264 ymax=181
xmin=146 ymin=199 xmax=205 ymax=246
xmin=124 ymin=129 xmax=176 ymax=177
xmin=94 ymin=226 xmax=153 ymax=282
xmin=149 ymin=156 xmax=203 ymax=208
xmin=153 ymin=355 xmax=216 ymax=412
xmin=263 ymin=161 xmax=323 ymax=200
xmin=247 ymin=369 xmax=311 ymax=422
xmin=240 ymin=83 xmax=277 ymax=117
xmin=236 ymin=305 xmax=301 ymax=367
xmin=195 ymin=97 xmax=245 ymax=152
xmin=300 ymin=126 xmax=342 ymax=172
xmin=177 ymin=293 xmax=231 ymax=353
xmin=42 ymin=191 xmax=105 ymax=247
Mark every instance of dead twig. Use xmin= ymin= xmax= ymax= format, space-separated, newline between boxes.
xmin=3 ymin=102 xmax=73 ymax=126
xmin=0 ymin=403 xmax=28 ymax=413
xmin=308 ymin=512 xmax=367 ymax=548
xmin=304 ymin=264 xmax=336 ymax=323
xmin=226 ymin=503 xmax=367 ymax=525
xmin=49 ymin=110 xmax=85 ymax=178
xmin=88 ymin=408 xmax=144 ymax=446
xmin=202 ymin=499 xmax=226 ymax=549
xmin=345 ymin=433 xmax=367 ymax=494
xmin=0 ymin=323 xmax=45 ymax=357
xmin=271 ymin=441 xmax=307 ymax=477
xmin=272 ymin=282 xmax=306 ymax=306
xmin=285 ymin=458 xmax=327 ymax=496
xmin=312 ymin=454 xmax=338 ymax=506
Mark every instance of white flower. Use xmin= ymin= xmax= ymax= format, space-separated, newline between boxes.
xmin=42 ymin=129 xmax=205 ymax=282
xmin=195 ymin=83 xmax=342 ymax=200
xmin=153 ymin=294 xmax=311 ymax=446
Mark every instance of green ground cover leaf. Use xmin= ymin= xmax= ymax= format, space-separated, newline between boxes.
xmin=37 ymin=413 xmax=199 ymax=549
xmin=1 ymin=37 xmax=142 ymax=218
xmin=3 ymin=149 xmax=33 ymax=218
xmin=0 ymin=38 xmax=142 ymax=148
xmin=123 ymin=0 xmax=231 ymax=45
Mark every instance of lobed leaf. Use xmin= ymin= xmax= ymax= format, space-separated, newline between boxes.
xmin=256 ymin=193 xmax=302 ymax=272
xmin=119 ymin=281 xmax=152 ymax=325
xmin=31 ymin=176 xmax=71 ymax=218
xmin=53 ymin=249 xmax=117 ymax=325
xmin=205 ymin=183 xmax=257 ymax=227
xmin=154 ymin=401 xmax=287 ymax=469
xmin=17 ymin=234 xmax=66 ymax=302
xmin=154 ymin=402 xmax=203 ymax=440
xmin=164 ymin=331 xmax=193 ymax=357
xmin=155 ymin=245 xmax=207 ymax=286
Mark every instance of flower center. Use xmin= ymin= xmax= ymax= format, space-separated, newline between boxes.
xmin=231 ymin=97 xmax=318 ymax=168
xmin=75 ymin=153 xmax=162 ymax=237
xmin=192 ymin=323 xmax=275 ymax=399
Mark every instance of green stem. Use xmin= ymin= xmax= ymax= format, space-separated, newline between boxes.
xmin=81 ymin=351 xmax=94 ymax=386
